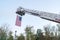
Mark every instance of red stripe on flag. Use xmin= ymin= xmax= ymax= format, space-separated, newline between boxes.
xmin=15 ymin=15 xmax=22 ymax=26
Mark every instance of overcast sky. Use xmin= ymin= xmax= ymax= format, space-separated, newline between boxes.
xmin=0 ymin=0 xmax=60 ymax=36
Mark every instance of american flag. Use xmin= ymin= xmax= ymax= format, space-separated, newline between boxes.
xmin=15 ymin=15 xmax=22 ymax=26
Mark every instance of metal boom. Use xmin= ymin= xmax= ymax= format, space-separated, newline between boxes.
xmin=16 ymin=7 xmax=60 ymax=23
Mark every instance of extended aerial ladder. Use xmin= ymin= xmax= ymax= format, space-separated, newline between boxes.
xmin=16 ymin=7 xmax=60 ymax=23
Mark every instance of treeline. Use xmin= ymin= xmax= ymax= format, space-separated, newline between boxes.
xmin=0 ymin=24 xmax=60 ymax=40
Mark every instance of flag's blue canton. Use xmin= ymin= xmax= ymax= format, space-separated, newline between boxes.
xmin=19 ymin=17 xmax=22 ymax=21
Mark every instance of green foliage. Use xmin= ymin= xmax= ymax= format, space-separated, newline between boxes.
xmin=57 ymin=24 xmax=60 ymax=40
xmin=0 ymin=26 xmax=7 ymax=40
xmin=7 ymin=31 xmax=13 ymax=40
xmin=36 ymin=29 xmax=44 ymax=40
xmin=57 ymin=24 xmax=60 ymax=31
xmin=37 ymin=29 xmax=42 ymax=36
xmin=17 ymin=34 xmax=25 ymax=40
xmin=25 ymin=25 xmax=36 ymax=40
xmin=8 ymin=36 xmax=13 ymax=40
